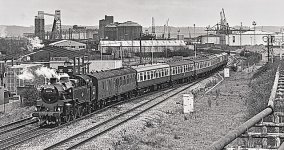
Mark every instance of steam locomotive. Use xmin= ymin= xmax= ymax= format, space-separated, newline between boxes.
xmin=33 ymin=52 xmax=228 ymax=126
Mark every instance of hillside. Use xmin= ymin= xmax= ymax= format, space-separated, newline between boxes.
xmin=1 ymin=25 xmax=283 ymax=38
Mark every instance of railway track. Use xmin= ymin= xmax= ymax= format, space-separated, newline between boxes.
xmin=0 ymin=117 xmax=36 ymax=135
xmin=3 ymin=72 xmax=218 ymax=149
xmin=43 ymin=79 xmax=201 ymax=150
xmin=0 ymin=99 xmax=133 ymax=150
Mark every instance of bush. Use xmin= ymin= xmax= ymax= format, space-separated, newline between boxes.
xmin=17 ymin=86 xmax=39 ymax=106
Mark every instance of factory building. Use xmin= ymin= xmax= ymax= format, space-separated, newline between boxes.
xmin=104 ymin=23 xmax=118 ymax=40
xmin=49 ymin=40 xmax=86 ymax=50
xmin=99 ymin=40 xmax=186 ymax=58
xmin=200 ymin=34 xmax=221 ymax=45
xmin=104 ymin=21 xmax=142 ymax=41
xmin=99 ymin=15 xmax=114 ymax=39
xmin=117 ymin=21 xmax=142 ymax=40
xmin=34 ymin=14 xmax=45 ymax=40
xmin=226 ymin=31 xmax=273 ymax=46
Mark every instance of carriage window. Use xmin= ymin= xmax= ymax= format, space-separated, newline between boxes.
xmin=127 ymin=75 xmax=129 ymax=84
xmin=102 ymin=81 xmax=105 ymax=89
xmin=144 ymin=72 xmax=147 ymax=80
xmin=140 ymin=72 xmax=144 ymax=81
xmin=115 ymin=78 xmax=119 ymax=86
xmin=109 ymin=79 xmax=112 ymax=89
xmin=165 ymin=68 xmax=168 ymax=76
xmin=147 ymin=71 xmax=151 ymax=80
xmin=159 ymin=70 xmax=162 ymax=77
xmin=120 ymin=77 xmax=122 ymax=86
xmin=156 ymin=71 xmax=159 ymax=78
xmin=137 ymin=74 xmax=140 ymax=82
xmin=123 ymin=76 xmax=126 ymax=85
xmin=151 ymin=71 xmax=154 ymax=79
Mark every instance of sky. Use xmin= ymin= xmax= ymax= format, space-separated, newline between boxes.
xmin=1 ymin=0 xmax=284 ymax=27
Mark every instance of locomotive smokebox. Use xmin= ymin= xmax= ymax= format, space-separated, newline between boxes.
xmin=50 ymin=77 xmax=57 ymax=84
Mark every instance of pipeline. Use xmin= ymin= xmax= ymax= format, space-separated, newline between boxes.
xmin=206 ymin=107 xmax=273 ymax=150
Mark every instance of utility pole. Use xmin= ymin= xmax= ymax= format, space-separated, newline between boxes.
xmin=252 ymin=21 xmax=256 ymax=45
xmin=240 ymin=22 xmax=242 ymax=48
xmin=193 ymin=24 xmax=196 ymax=39
xmin=194 ymin=44 xmax=197 ymax=58
xmin=206 ymin=25 xmax=209 ymax=44
xmin=139 ymin=32 xmax=142 ymax=64
xmin=267 ymin=36 xmax=270 ymax=62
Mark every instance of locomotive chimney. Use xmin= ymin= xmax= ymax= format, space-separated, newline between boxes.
xmin=50 ymin=77 xmax=57 ymax=84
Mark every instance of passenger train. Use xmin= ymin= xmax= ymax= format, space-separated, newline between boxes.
xmin=33 ymin=52 xmax=228 ymax=125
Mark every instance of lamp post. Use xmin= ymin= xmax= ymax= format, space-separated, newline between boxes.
xmin=252 ymin=21 xmax=257 ymax=45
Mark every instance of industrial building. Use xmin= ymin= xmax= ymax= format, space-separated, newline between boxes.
xmin=3 ymin=64 xmax=44 ymax=93
xmin=99 ymin=15 xmax=142 ymax=41
xmin=34 ymin=14 xmax=45 ymax=40
xmin=20 ymin=46 xmax=83 ymax=62
xmin=99 ymin=15 xmax=114 ymax=39
xmin=104 ymin=23 xmax=119 ymax=40
xmin=99 ymin=40 xmax=186 ymax=58
xmin=200 ymin=34 xmax=221 ymax=45
xmin=104 ymin=21 xmax=142 ymax=41
xmin=49 ymin=40 xmax=86 ymax=50
xmin=226 ymin=31 xmax=273 ymax=46
xmin=34 ymin=10 xmax=62 ymax=40
xmin=116 ymin=21 xmax=142 ymax=40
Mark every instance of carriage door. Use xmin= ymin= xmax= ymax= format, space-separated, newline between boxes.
xmin=115 ymin=77 xmax=120 ymax=95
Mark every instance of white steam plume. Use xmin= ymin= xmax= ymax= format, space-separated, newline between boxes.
xmin=18 ymin=67 xmax=35 ymax=81
xmin=35 ymin=67 xmax=58 ymax=79
xmin=0 ymin=26 xmax=7 ymax=37
xmin=28 ymin=37 xmax=44 ymax=51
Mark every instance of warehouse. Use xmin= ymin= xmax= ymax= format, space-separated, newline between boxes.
xmin=226 ymin=31 xmax=273 ymax=46
xmin=49 ymin=40 xmax=86 ymax=50
xmin=99 ymin=40 xmax=186 ymax=57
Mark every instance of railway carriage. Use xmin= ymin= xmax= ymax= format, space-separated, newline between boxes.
xmin=194 ymin=52 xmax=228 ymax=77
xmin=167 ymin=60 xmax=195 ymax=84
xmin=132 ymin=63 xmax=171 ymax=93
xmin=87 ymin=67 xmax=136 ymax=107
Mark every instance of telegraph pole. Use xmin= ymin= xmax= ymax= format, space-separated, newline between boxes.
xmin=139 ymin=32 xmax=142 ymax=64
xmin=252 ymin=21 xmax=256 ymax=45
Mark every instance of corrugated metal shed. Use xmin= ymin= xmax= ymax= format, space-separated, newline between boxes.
xmin=35 ymin=46 xmax=83 ymax=58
